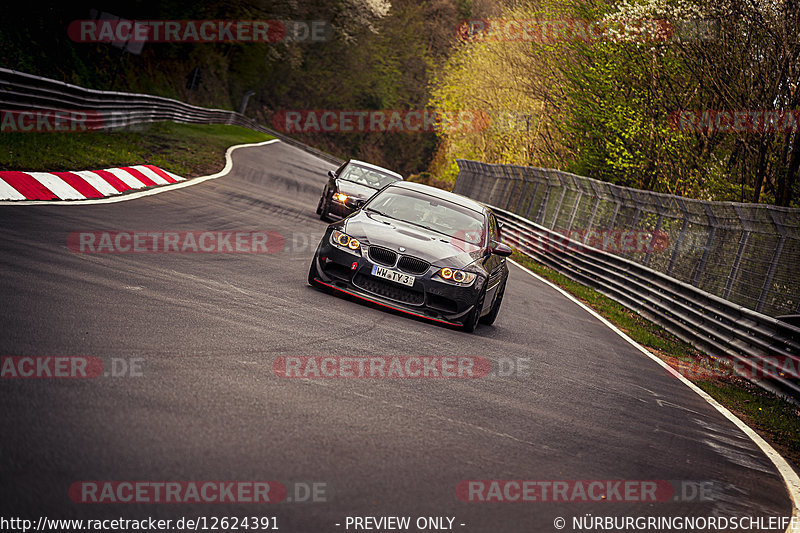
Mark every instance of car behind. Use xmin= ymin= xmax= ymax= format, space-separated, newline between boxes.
xmin=316 ymin=159 xmax=403 ymax=221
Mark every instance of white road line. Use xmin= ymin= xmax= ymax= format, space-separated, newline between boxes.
xmin=0 ymin=178 xmax=27 ymax=200
xmin=0 ymin=139 xmax=279 ymax=206
xmin=74 ymin=171 xmax=120 ymax=196
xmin=132 ymin=165 xmax=169 ymax=185
xmin=508 ymin=258 xmax=800 ymax=529
xmin=27 ymin=172 xmax=84 ymax=200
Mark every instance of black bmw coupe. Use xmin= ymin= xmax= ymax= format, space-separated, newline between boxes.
xmin=316 ymin=159 xmax=403 ymax=221
xmin=308 ymin=181 xmax=511 ymax=332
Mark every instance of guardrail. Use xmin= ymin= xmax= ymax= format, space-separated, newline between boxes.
xmin=454 ymin=160 xmax=800 ymax=319
xmin=0 ymin=68 xmax=343 ymax=166
xmin=493 ymin=206 xmax=800 ymax=399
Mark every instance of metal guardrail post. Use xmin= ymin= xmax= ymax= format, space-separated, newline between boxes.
xmin=666 ymin=199 xmax=689 ymax=276
xmin=524 ymin=169 xmax=542 ymax=220
xmin=757 ymin=209 xmax=787 ymax=313
xmin=643 ymin=194 xmax=664 ymax=268
xmin=724 ymin=205 xmax=752 ymax=301
xmin=513 ymin=169 xmax=529 ymax=214
xmin=566 ymin=187 xmax=583 ymax=233
xmin=605 ymin=186 xmax=623 ymax=234
xmin=503 ymin=166 xmax=518 ymax=210
xmin=535 ymin=174 xmax=552 ymax=225
xmin=581 ymin=182 xmax=602 ymax=244
xmin=550 ymin=171 xmax=567 ymax=229
xmin=692 ymin=203 xmax=718 ymax=287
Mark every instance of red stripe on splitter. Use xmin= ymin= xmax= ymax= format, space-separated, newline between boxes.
xmin=120 ymin=166 xmax=157 ymax=187
xmin=144 ymin=165 xmax=179 ymax=184
xmin=51 ymin=172 xmax=103 ymax=198
xmin=91 ymin=169 xmax=131 ymax=192
xmin=0 ymin=171 xmax=58 ymax=200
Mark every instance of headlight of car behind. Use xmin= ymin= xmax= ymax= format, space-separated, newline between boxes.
xmin=437 ymin=267 xmax=476 ymax=285
xmin=331 ymin=230 xmax=361 ymax=255
xmin=333 ymin=192 xmax=348 ymax=202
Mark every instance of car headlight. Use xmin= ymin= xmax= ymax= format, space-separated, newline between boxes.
xmin=436 ymin=267 xmax=476 ymax=285
xmin=333 ymin=192 xmax=348 ymax=202
xmin=331 ymin=230 xmax=361 ymax=255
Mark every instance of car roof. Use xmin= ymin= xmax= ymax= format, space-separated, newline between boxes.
xmin=385 ymin=181 xmax=489 ymax=214
xmin=348 ymin=160 xmax=403 ymax=179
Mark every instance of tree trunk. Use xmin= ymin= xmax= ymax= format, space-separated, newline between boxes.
xmin=782 ymin=132 xmax=800 ymax=206
xmin=752 ymin=137 xmax=769 ymax=203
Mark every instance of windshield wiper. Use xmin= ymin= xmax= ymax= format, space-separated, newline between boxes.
xmin=401 ymin=220 xmax=453 ymax=239
xmin=365 ymin=207 xmax=397 ymax=220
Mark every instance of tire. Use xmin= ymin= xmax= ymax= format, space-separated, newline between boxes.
xmin=319 ymin=194 xmax=331 ymax=221
xmin=315 ymin=195 xmax=324 ymax=215
xmin=480 ymin=280 xmax=505 ymax=325
xmin=462 ymin=287 xmax=486 ymax=333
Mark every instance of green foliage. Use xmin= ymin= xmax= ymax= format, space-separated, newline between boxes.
xmin=430 ymin=0 xmax=800 ymax=206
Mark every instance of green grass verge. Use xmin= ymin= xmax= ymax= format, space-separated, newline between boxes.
xmin=0 ymin=122 xmax=273 ymax=177
xmin=512 ymin=251 xmax=800 ymax=468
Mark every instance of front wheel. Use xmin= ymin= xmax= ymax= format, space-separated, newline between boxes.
xmin=462 ymin=288 xmax=486 ymax=333
xmin=480 ymin=280 xmax=505 ymax=325
xmin=319 ymin=194 xmax=331 ymax=221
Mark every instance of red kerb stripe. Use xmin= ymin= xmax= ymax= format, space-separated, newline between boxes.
xmin=120 ymin=166 xmax=157 ymax=187
xmin=51 ymin=172 xmax=103 ymax=198
xmin=0 ymin=172 xmax=58 ymax=200
xmin=144 ymin=165 xmax=178 ymax=183
xmin=91 ymin=170 xmax=131 ymax=192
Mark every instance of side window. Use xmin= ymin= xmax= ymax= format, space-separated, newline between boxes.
xmin=488 ymin=213 xmax=498 ymax=245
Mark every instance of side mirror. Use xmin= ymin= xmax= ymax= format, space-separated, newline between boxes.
xmin=327 ymin=170 xmax=337 ymax=179
xmin=490 ymin=242 xmax=513 ymax=257
xmin=344 ymin=197 xmax=366 ymax=210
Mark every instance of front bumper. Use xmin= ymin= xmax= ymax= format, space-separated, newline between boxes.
xmin=309 ymin=238 xmax=484 ymax=327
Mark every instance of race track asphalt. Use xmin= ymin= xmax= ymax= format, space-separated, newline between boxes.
xmin=0 ymin=141 xmax=793 ymax=532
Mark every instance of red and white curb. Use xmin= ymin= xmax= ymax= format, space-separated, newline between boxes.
xmin=0 ymin=139 xmax=279 ymax=206
xmin=0 ymin=165 xmax=184 ymax=201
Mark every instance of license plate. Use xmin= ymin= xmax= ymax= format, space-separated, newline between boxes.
xmin=371 ymin=265 xmax=415 ymax=287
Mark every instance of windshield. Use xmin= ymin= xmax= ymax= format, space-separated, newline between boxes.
xmin=366 ymin=188 xmax=486 ymax=245
xmin=339 ymin=164 xmax=401 ymax=189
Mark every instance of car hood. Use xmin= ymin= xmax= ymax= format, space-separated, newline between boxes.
xmin=336 ymin=180 xmax=377 ymax=199
xmin=342 ymin=211 xmax=483 ymax=269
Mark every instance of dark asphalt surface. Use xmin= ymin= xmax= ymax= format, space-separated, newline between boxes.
xmin=0 ymin=141 xmax=793 ymax=532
